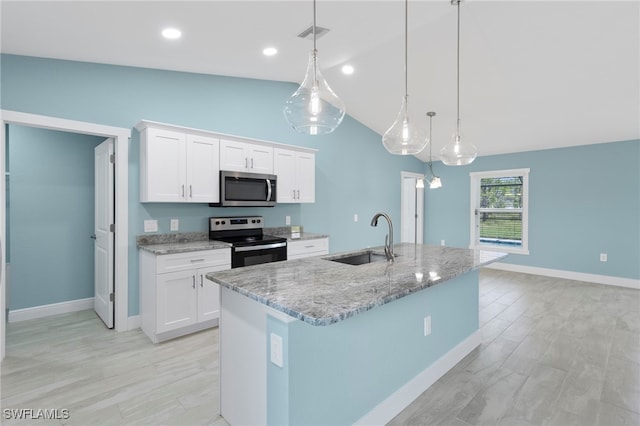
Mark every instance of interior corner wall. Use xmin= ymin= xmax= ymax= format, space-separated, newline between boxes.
xmin=1 ymin=54 xmax=425 ymax=316
xmin=7 ymin=125 xmax=103 ymax=310
xmin=425 ymin=139 xmax=640 ymax=280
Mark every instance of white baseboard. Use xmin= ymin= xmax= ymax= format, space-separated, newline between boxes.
xmin=127 ymin=315 xmax=141 ymax=331
xmin=354 ymin=330 xmax=481 ymax=426
xmin=8 ymin=297 xmax=94 ymax=322
xmin=486 ymin=263 xmax=640 ymax=290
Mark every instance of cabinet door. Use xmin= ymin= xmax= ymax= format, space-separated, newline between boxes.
xmin=141 ymin=128 xmax=186 ymax=202
xmin=274 ymin=148 xmax=296 ymax=203
xmin=157 ymin=270 xmax=198 ymax=333
xmin=196 ymin=265 xmax=227 ymax=323
xmin=296 ymin=152 xmax=315 ymax=203
xmin=248 ymin=144 xmax=274 ymax=174
xmin=220 ymin=139 xmax=249 ymax=172
xmin=186 ymin=135 xmax=220 ymax=203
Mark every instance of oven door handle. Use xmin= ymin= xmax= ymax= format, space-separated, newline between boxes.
xmin=266 ymin=178 xmax=272 ymax=202
xmin=234 ymin=241 xmax=287 ymax=252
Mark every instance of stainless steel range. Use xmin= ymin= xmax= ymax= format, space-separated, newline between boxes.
xmin=209 ymin=216 xmax=287 ymax=268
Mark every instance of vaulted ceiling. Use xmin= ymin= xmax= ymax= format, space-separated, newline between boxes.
xmin=2 ymin=1 xmax=638 ymax=162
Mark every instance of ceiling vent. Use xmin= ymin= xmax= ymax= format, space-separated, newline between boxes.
xmin=297 ymin=25 xmax=330 ymax=40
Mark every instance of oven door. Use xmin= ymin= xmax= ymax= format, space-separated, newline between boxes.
xmin=232 ymin=241 xmax=287 ymax=268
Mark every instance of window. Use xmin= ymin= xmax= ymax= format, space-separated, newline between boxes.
xmin=470 ymin=168 xmax=529 ymax=254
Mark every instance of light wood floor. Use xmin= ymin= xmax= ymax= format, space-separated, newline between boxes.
xmin=1 ymin=269 xmax=638 ymax=425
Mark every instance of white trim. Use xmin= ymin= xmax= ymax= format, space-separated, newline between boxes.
xmin=127 ymin=315 xmax=141 ymax=331
xmin=354 ymin=330 xmax=481 ymax=426
xmin=0 ymin=110 xmax=130 ymax=359
xmin=486 ymin=262 xmax=640 ymax=290
xmin=400 ymin=171 xmax=425 ymax=244
xmin=8 ymin=298 xmax=95 ymax=323
xmin=470 ymin=243 xmax=530 ymax=256
xmin=470 ymin=168 xmax=530 ymax=255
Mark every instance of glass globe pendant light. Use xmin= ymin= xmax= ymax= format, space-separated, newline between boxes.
xmin=440 ymin=0 xmax=477 ymax=166
xmin=382 ymin=0 xmax=428 ymax=155
xmin=426 ymin=112 xmax=442 ymax=188
xmin=284 ymin=0 xmax=345 ymax=135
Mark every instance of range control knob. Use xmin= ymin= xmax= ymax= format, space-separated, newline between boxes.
xmin=257 ymin=219 xmax=261 ymax=223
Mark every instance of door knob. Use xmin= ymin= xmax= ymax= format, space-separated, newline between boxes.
xmin=90 ymin=234 xmax=97 ymax=240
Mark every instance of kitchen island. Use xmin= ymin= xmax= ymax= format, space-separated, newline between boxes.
xmin=207 ymin=243 xmax=507 ymax=426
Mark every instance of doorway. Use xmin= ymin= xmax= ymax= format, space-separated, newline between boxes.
xmin=0 ymin=110 xmax=130 ymax=360
xmin=400 ymin=171 xmax=425 ymax=244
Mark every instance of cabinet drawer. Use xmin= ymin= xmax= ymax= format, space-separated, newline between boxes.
xmin=287 ymin=238 xmax=329 ymax=259
xmin=156 ymin=249 xmax=231 ymax=274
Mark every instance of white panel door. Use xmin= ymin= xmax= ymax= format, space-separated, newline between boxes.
xmin=157 ymin=270 xmax=197 ymax=333
xmin=296 ymin=152 xmax=315 ymax=203
xmin=94 ymin=138 xmax=114 ymax=328
xmin=196 ymin=266 xmax=225 ymax=322
xmin=220 ymin=139 xmax=249 ymax=172
xmin=248 ymin=145 xmax=274 ymax=174
xmin=186 ymin=135 xmax=219 ymax=202
xmin=145 ymin=129 xmax=186 ymax=201
xmin=274 ymin=148 xmax=296 ymax=203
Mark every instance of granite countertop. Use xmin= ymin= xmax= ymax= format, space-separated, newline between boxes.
xmin=264 ymin=226 xmax=328 ymax=242
xmin=207 ymin=243 xmax=507 ymax=326
xmin=137 ymin=232 xmax=231 ymax=255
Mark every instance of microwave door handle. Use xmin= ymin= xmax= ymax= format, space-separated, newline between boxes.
xmin=266 ymin=179 xmax=272 ymax=201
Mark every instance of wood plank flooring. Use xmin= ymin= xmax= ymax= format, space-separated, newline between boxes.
xmin=1 ymin=269 xmax=638 ymax=425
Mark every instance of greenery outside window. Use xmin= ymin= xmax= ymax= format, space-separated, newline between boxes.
xmin=470 ymin=168 xmax=530 ymax=254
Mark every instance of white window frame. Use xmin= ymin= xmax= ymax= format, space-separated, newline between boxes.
xmin=470 ymin=168 xmax=530 ymax=255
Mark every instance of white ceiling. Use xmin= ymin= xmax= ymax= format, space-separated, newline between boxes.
xmin=1 ymin=1 xmax=639 ymax=162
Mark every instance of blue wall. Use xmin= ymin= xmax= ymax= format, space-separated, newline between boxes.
xmin=1 ymin=54 xmax=426 ymax=315
xmin=426 ymin=140 xmax=640 ymax=280
xmin=7 ymin=125 xmax=103 ymax=309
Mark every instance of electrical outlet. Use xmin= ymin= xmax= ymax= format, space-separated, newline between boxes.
xmin=440 ymin=240 xmax=445 ymax=246
xmin=285 ymin=215 xmax=291 ymax=225
xmin=354 ymin=214 xmax=358 ymax=222
xmin=423 ymin=315 xmax=432 ymax=336
xmin=170 ymin=219 xmax=179 ymax=231
xmin=143 ymin=220 xmax=158 ymax=233
xmin=270 ymin=333 xmax=283 ymax=368
xmin=600 ymin=253 xmax=608 ymax=262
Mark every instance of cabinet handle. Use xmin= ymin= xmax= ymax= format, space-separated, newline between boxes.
xmin=181 ymin=184 xmax=185 ymax=197
xmin=297 ymin=189 xmax=300 ymax=199
xmin=292 ymin=189 xmax=296 ymax=199
xmin=200 ymin=275 xmax=204 ymax=287
xmin=189 ymin=185 xmax=193 ymax=198
xmin=192 ymin=275 xmax=196 ymax=289
xmin=190 ymin=259 xmax=205 ymax=263
xmin=251 ymin=158 xmax=254 ymax=169
xmin=245 ymin=157 xmax=249 ymax=169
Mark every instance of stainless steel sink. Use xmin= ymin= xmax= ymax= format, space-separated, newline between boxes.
xmin=326 ymin=251 xmax=390 ymax=266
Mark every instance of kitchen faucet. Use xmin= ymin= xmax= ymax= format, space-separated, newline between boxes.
xmin=370 ymin=212 xmax=395 ymax=262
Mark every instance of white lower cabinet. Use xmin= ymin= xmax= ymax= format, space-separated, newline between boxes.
xmin=287 ymin=238 xmax=329 ymax=260
xmin=140 ymin=248 xmax=231 ymax=343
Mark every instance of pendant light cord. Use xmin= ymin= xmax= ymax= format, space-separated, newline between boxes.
xmin=313 ymin=0 xmax=318 ymax=83
xmin=456 ymin=0 xmax=461 ymax=135
xmin=404 ymin=0 xmax=409 ymax=97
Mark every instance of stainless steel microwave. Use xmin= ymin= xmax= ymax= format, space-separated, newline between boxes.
xmin=211 ymin=171 xmax=277 ymax=207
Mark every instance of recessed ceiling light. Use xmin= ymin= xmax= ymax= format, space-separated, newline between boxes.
xmin=263 ymin=47 xmax=278 ymax=56
xmin=162 ymin=28 xmax=182 ymax=40
xmin=341 ymin=65 xmax=355 ymax=75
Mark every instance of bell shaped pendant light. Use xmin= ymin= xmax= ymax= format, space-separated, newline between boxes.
xmin=284 ymin=0 xmax=345 ymax=135
xmin=426 ymin=112 xmax=442 ymax=189
xmin=382 ymin=0 xmax=428 ymax=155
xmin=440 ymin=0 xmax=477 ymax=166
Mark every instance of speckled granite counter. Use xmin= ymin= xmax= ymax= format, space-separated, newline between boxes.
xmin=264 ymin=226 xmax=328 ymax=242
xmin=207 ymin=243 xmax=506 ymax=326
xmin=137 ymin=232 xmax=231 ymax=255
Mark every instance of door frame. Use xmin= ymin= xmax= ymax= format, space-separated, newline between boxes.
xmin=0 ymin=110 xmax=130 ymax=360
xmin=400 ymin=171 xmax=425 ymax=244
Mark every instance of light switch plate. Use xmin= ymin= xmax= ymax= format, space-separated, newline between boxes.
xmin=170 ymin=219 xmax=179 ymax=231
xmin=143 ymin=219 xmax=158 ymax=233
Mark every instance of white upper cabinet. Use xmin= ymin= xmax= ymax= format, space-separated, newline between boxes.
xmin=274 ymin=148 xmax=315 ymax=203
xmin=220 ymin=139 xmax=274 ymax=175
xmin=140 ymin=125 xmax=219 ymax=203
